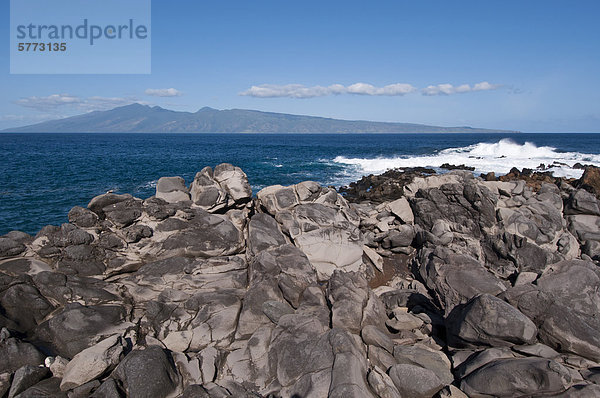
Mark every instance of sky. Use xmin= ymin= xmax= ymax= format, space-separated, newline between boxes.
xmin=1 ymin=0 xmax=599 ymax=132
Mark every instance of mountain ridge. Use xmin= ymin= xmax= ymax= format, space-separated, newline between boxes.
xmin=2 ymin=103 xmax=519 ymax=133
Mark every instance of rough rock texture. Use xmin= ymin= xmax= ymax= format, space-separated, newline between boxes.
xmin=156 ymin=177 xmax=191 ymax=203
xmin=189 ymin=164 xmax=252 ymax=212
xmin=460 ymin=357 xmax=573 ymax=397
xmin=60 ymin=334 xmax=125 ymax=390
xmin=576 ymin=165 xmax=600 ymax=197
xmin=447 ymin=293 xmax=538 ymax=348
xmin=1 ymin=165 xmax=600 ymax=397
xmin=112 ymin=346 xmax=180 ymax=397
xmin=7 ymin=365 xmax=49 ymax=398
xmin=257 ymin=182 xmax=364 ymax=280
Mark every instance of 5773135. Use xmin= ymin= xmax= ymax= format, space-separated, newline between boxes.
xmin=17 ymin=42 xmax=67 ymax=51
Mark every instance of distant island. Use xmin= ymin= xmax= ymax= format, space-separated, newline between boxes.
xmin=2 ymin=103 xmax=519 ymax=133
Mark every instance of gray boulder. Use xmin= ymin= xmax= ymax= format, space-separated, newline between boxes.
xmin=554 ymin=384 xmax=600 ymax=398
xmin=368 ymin=345 xmax=396 ymax=373
xmin=55 ymin=244 xmax=106 ymax=276
xmin=97 ymin=232 xmax=125 ymax=250
xmin=565 ymin=189 xmax=600 ymax=216
xmin=582 ymin=239 xmax=600 ymax=261
xmin=536 ymin=260 xmax=600 ymax=316
xmin=283 ymin=203 xmax=363 ymax=280
xmin=0 ymin=237 xmax=26 ymax=257
xmin=189 ymin=166 xmax=228 ymax=211
xmin=367 ymin=366 xmax=401 ymax=398
xmin=31 ymin=271 xmax=118 ymax=307
xmin=89 ymin=377 xmax=122 ymax=398
xmin=393 ymin=344 xmax=454 ymax=386
xmin=60 ymin=335 xmax=125 ymax=391
xmin=454 ymin=347 xmax=516 ymax=379
xmin=160 ymin=209 xmax=244 ymax=257
xmin=262 ymin=300 xmax=295 ymax=323
xmin=34 ymin=303 xmax=127 ymax=358
xmin=270 ymin=314 xmax=333 ymax=397
xmin=102 ymin=198 xmax=143 ymax=228
xmin=3 ymin=231 xmax=32 ymax=245
xmin=156 ymin=176 xmax=190 ymax=203
xmin=447 ymin=294 xmax=537 ymax=348
xmin=87 ymin=193 xmax=132 ymax=218
xmin=43 ymin=224 xmax=94 ymax=248
xmin=293 ymin=225 xmax=364 ymax=280
xmin=7 ymin=365 xmax=49 ymax=398
xmin=182 ymin=289 xmax=244 ymax=349
xmin=11 ymin=377 xmax=66 ymax=398
xmin=257 ymin=185 xmax=300 ymax=214
xmin=0 ymin=278 xmax=54 ymax=333
xmin=327 ymin=271 xmax=368 ymax=334
xmin=247 ymin=213 xmax=287 ymax=257
xmin=0 ymin=335 xmax=45 ymax=373
xmin=189 ymin=164 xmax=251 ymax=211
xmin=499 ymin=192 xmax=565 ymax=246
xmin=66 ymin=380 xmax=100 ymax=398
xmin=235 ymin=278 xmax=284 ymax=339
xmin=512 ymin=343 xmax=559 ymax=359
xmin=384 ymin=224 xmax=415 ymax=248
xmin=0 ymin=373 xmax=9 ymax=398
xmin=361 ymin=325 xmax=394 ymax=354
xmin=419 ymin=247 xmax=506 ymax=314
xmin=460 ymin=357 xmax=572 ymax=397
xmin=124 ymin=224 xmax=153 ymax=243
xmin=328 ymin=328 xmax=375 ymax=398
xmin=142 ymin=196 xmax=177 ymax=221
xmin=213 ymin=163 xmax=252 ymax=205
xmin=388 ymin=363 xmax=445 ymax=398
xmin=567 ymin=214 xmax=600 ymax=242
xmin=68 ymin=206 xmax=99 ymax=228
xmin=249 ymin=244 xmax=317 ymax=308
xmin=411 ymin=180 xmax=496 ymax=238
xmin=387 ymin=197 xmax=414 ymax=224
xmin=179 ymin=384 xmax=210 ymax=398
xmin=257 ymin=183 xmax=364 ymax=280
xmin=501 ymin=261 xmax=600 ymax=362
xmin=112 ymin=346 xmax=180 ymax=398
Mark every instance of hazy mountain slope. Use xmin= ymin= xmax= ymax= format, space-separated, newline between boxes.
xmin=3 ymin=104 xmax=518 ymax=133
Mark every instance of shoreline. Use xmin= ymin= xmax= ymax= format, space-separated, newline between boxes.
xmin=0 ymin=164 xmax=599 ymax=397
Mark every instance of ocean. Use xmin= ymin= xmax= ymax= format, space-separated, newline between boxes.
xmin=1 ymin=132 xmax=600 ymax=235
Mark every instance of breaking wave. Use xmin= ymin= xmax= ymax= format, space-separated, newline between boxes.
xmin=333 ymin=139 xmax=600 ymax=179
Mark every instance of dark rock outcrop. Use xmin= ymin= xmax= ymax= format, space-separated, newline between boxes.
xmin=0 ymin=164 xmax=599 ymax=397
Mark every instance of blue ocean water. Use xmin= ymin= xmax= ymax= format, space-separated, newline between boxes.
xmin=1 ymin=132 xmax=600 ymax=235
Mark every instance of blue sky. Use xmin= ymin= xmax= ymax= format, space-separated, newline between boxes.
xmin=1 ymin=0 xmax=599 ymax=132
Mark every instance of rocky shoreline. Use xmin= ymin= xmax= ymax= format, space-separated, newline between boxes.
xmin=1 ymin=163 xmax=600 ymax=397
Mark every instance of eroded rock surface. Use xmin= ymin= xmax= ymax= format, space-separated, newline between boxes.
xmin=0 ymin=165 xmax=599 ymax=397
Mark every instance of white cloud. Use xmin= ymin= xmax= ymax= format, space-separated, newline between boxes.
xmin=145 ymin=88 xmax=182 ymax=97
xmin=241 ymin=81 xmax=501 ymax=98
xmin=240 ymin=83 xmax=417 ymax=98
xmin=15 ymin=94 xmax=82 ymax=111
xmin=240 ymin=84 xmax=342 ymax=98
xmin=422 ymin=81 xmax=501 ymax=96
xmin=346 ymin=83 xmax=416 ymax=96
xmin=14 ymin=94 xmax=143 ymax=112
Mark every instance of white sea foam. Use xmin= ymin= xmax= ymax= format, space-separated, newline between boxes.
xmin=139 ymin=180 xmax=158 ymax=189
xmin=333 ymin=139 xmax=600 ymax=180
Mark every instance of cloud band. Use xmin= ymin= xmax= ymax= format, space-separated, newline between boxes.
xmin=241 ymin=81 xmax=500 ymax=98
xmin=144 ymin=88 xmax=182 ymax=97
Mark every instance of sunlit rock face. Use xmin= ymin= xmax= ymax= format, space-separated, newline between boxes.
xmin=1 ymin=164 xmax=600 ymax=398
